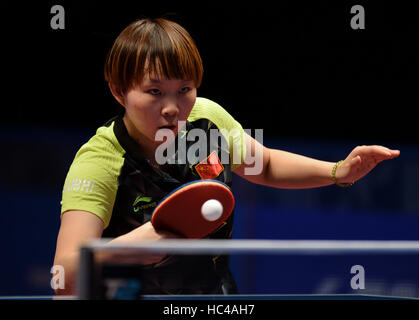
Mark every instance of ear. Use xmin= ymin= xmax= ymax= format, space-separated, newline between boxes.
xmin=108 ymin=82 xmax=126 ymax=107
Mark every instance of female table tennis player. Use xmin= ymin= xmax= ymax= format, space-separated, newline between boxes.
xmin=53 ymin=17 xmax=399 ymax=296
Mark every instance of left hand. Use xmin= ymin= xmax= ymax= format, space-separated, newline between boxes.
xmin=335 ymin=145 xmax=400 ymax=184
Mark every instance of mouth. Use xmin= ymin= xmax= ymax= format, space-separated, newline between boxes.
xmin=158 ymin=124 xmax=177 ymax=131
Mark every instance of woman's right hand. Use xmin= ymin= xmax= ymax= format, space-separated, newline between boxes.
xmin=54 ymin=212 xmax=181 ymax=295
xmin=102 ymin=221 xmax=182 ymax=265
xmin=135 ymin=221 xmax=181 ymax=241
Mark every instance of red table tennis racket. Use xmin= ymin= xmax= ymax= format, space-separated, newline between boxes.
xmin=151 ymin=180 xmax=235 ymax=239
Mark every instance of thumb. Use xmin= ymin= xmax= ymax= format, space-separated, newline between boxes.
xmin=351 ymin=155 xmax=362 ymax=166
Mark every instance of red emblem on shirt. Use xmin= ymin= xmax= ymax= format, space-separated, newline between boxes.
xmin=195 ymin=151 xmax=224 ymax=180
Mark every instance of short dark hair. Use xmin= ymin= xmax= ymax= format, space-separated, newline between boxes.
xmin=104 ymin=18 xmax=204 ymax=96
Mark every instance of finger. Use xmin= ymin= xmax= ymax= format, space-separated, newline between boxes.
xmin=374 ymin=146 xmax=400 ymax=160
xmin=366 ymin=146 xmax=396 ymax=161
xmin=354 ymin=147 xmax=389 ymax=167
xmin=350 ymin=155 xmax=362 ymax=166
xmin=389 ymin=149 xmax=400 ymax=158
xmin=371 ymin=145 xmax=400 ymax=156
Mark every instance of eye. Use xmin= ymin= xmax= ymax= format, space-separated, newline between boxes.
xmin=147 ymin=88 xmax=161 ymax=96
xmin=179 ymin=87 xmax=191 ymax=94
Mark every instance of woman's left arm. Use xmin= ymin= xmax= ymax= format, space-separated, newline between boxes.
xmin=234 ymin=133 xmax=400 ymax=189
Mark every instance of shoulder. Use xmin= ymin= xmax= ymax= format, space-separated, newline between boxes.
xmin=71 ymin=121 xmax=126 ymax=177
xmin=189 ymin=97 xmax=241 ymax=131
xmin=189 ymin=97 xmax=246 ymax=170
xmin=189 ymin=97 xmax=229 ymax=119
xmin=63 ymin=120 xmax=126 ymax=210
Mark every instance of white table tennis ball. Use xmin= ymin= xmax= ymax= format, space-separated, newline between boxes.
xmin=201 ymin=199 xmax=223 ymax=221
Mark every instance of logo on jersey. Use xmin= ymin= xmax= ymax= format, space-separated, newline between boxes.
xmin=132 ymin=196 xmax=156 ymax=213
xmin=63 ymin=178 xmax=95 ymax=193
xmin=194 ymin=151 xmax=224 ymax=180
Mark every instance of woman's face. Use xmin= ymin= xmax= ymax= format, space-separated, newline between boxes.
xmin=121 ymin=74 xmax=197 ymax=157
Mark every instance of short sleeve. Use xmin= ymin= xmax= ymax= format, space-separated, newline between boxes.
xmin=60 ymin=161 xmax=118 ymax=228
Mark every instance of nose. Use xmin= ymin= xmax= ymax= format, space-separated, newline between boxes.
xmin=161 ymin=100 xmax=179 ymax=119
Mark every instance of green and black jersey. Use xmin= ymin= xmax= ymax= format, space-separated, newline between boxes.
xmin=61 ymin=97 xmax=246 ymax=294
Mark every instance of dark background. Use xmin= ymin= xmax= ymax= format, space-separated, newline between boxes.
xmin=1 ymin=1 xmax=418 ymax=297
xmin=4 ymin=1 xmax=418 ymax=142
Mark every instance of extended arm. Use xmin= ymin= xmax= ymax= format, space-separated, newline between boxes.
xmin=234 ymin=133 xmax=399 ymax=188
